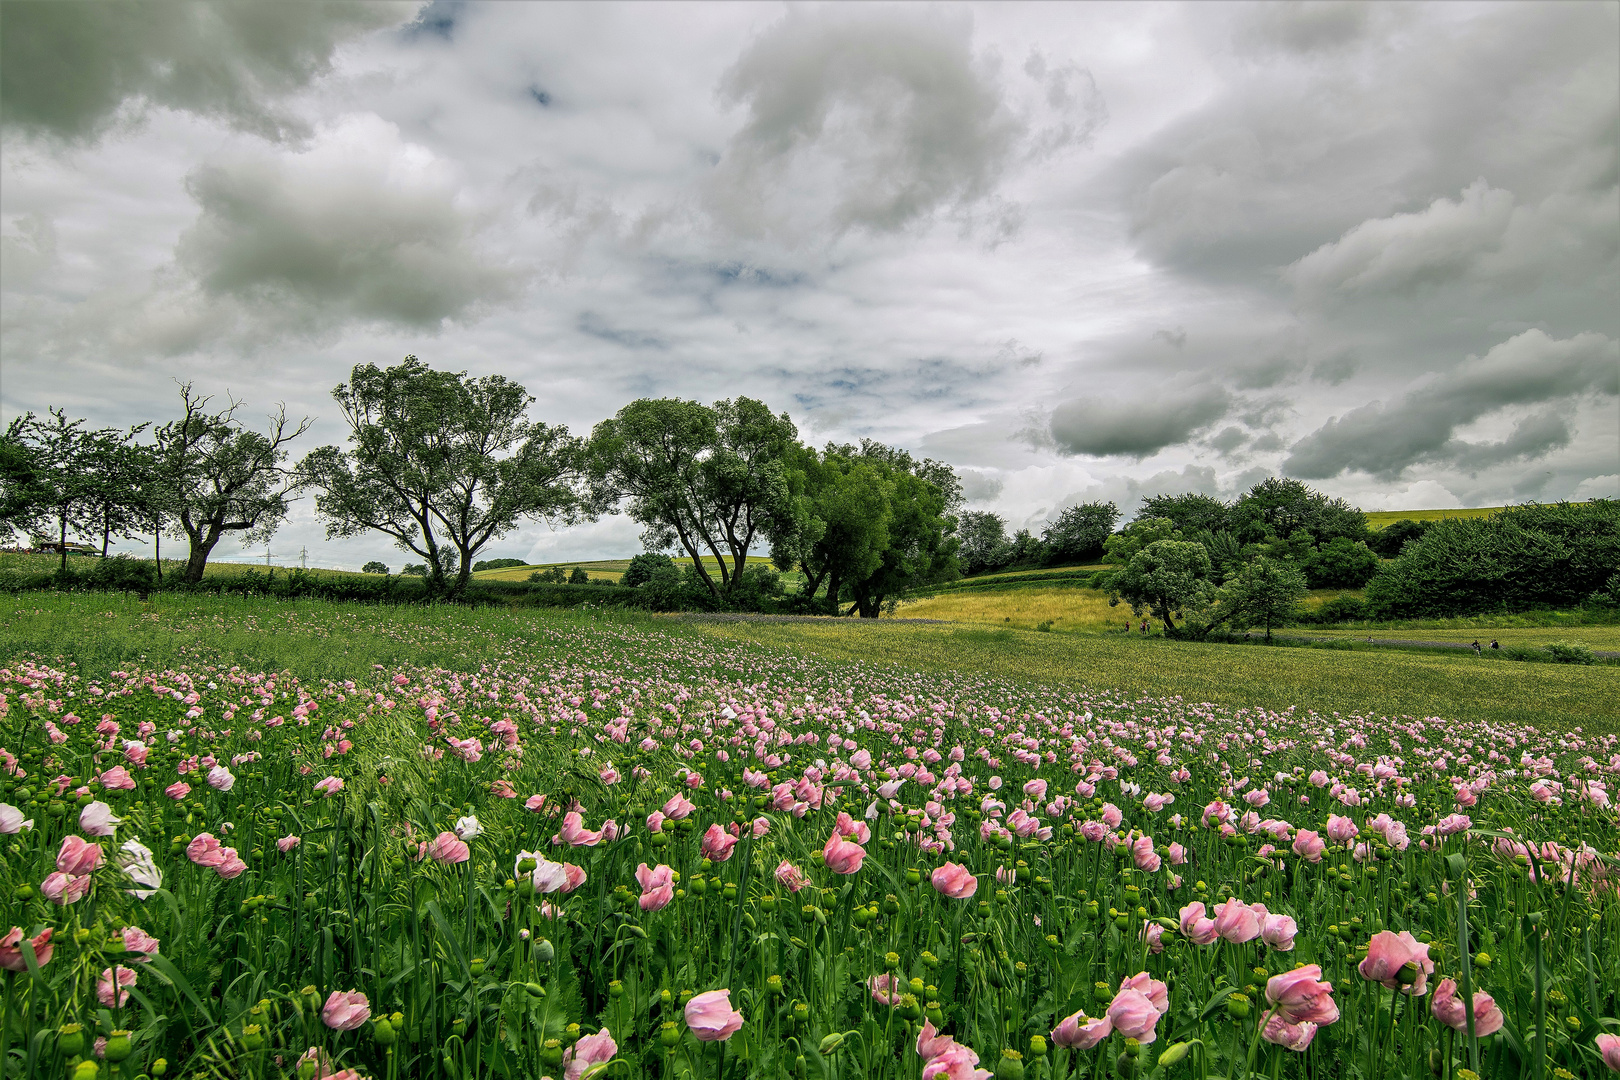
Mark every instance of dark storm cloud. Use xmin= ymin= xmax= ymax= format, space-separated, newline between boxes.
xmin=175 ymin=115 xmax=518 ymax=333
xmin=1049 ymin=384 xmax=1232 ymax=460
xmin=1283 ymin=329 xmax=1618 ymax=479
xmin=0 ymin=1 xmax=420 ymax=142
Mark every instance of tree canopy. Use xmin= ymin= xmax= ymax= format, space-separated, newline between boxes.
xmin=300 ymin=356 xmax=588 ymax=597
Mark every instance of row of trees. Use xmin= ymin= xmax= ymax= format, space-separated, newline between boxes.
xmin=0 ymin=357 xmax=966 ymax=615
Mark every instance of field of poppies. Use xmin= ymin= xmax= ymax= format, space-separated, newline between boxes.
xmin=1 ymin=599 xmax=1617 ymax=1080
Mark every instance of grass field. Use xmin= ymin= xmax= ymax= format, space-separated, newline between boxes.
xmin=3 ymin=591 xmax=1615 ymax=736
xmin=474 ymin=555 xmax=809 ymax=591
xmin=692 ymin=615 xmax=1620 ymax=734
xmin=0 ymin=550 xmax=371 ymax=579
xmin=1363 ymin=505 xmax=1502 ymax=528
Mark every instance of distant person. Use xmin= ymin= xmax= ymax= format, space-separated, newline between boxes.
xmin=1471 ymin=639 xmax=1481 ymax=655
xmin=1139 ymin=619 xmax=1148 ymax=636
xmin=1490 ymin=639 xmax=1500 ymax=650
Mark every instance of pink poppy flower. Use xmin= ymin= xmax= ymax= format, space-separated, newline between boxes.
xmin=41 ymin=872 xmax=91 ymax=905
xmin=98 ymin=963 xmax=139 ymax=1006
xmin=322 ymin=989 xmax=371 ymax=1030
xmin=165 ymin=781 xmax=190 ymax=800
xmin=563 ymin=1027 xmax=617 ymax=1080
xmin=121 ymin=925 xmax=160 ymax=960
xmin=420 ymin=832 xmax=470 ymax=865
xmin=1359 ymin=931 xmax=1433 ymax=995
xmin=57 ymin=835 xmax=103 ymax=875
xmin=684 ymin=989 xmax=743 ymax=1042
xmin=1211 ymin=897 xmax=1261 ymax=943
xmin=700 ymin=824 xmax=739 ymax=862
xmin=931 ymin=863 xmax=978 ymax=899
xmin=1262 ymin=1015 xmax=1318 ymax=1051
xmin=1430 ymin=979 xmax=1504 ymax=1036
xmin=1265 ymin=965 xmax=1339 ymax=1025
xmin=277 ymin=834 xmax=301 ymax=852
xmin=99 ymin=765 xmax=136 ymax=791
xmin=636 ymin=863 xmax=675 ymax=911
xmin=822 ymin=832 xmax=865 ymax=874
xmin=774 ymin=859 xmax=808 ymax=893
xmin=1052 ymin=1008 xmax=1112 ymax=1049
xmin=1105 ymin=987 xmax=1160 ymax=1044
xmin=79 ymin=801 xmax=120 ymax=837
xmin=186 ymin=834 xmax=227 ymax=868
xmin=0 ymin=926 xmax=53 ymax=971
xmin=314 ymin=776 xmax=344 ymax=797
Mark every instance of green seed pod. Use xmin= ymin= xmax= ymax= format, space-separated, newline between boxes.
xmin=793 ymin=1001 xmax=810 ymax=1024
xmin=58 ymin=1023 xmax=86 ymax=1057
xmin=1029 ymin=1035 xmax=1048 ymax=1059
xmin=995 ymin=1049 xmax=1025 ymax=1079
xmin=819 ymin=1032 xmax=846 ymax=1055
xmin=1157 ymin=1042 xmax=1190 ymax=1068
xmin=373 ymin=1018 xmax=397 ymax=1047
xmin=150 ymin=1058 xmax=169 ymax=1077
xmin=240 ymin=1024 xmax=265 ymax=1052
xmin=534 ymin=938 xmax=556 ymax=963
xmin=75 ymin=1061 xmax=103 ymax=1080
xmin=767 ymin=975 xmax=784 ymax=995
xmin=1226 ymin=993 xmax=1251 ymax=1020
xmin=609 ymin=979 xmax=625 ymax=998
xmin=926 ymin=1001 xmax=944 ymax=1026
xmin=541 ymin=1039 xmax=565 ymax=1066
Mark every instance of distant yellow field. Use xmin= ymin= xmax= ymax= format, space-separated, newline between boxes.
xmin=888 ymin=586 xmax=1131 ymax=633
xmin=473 ymin=555 xmax=807 ymax=589
xmin=1364 ymin=506 xmax=1502 ymax=529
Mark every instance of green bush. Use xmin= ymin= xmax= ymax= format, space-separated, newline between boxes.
xmin=361 ymin=561 xmax=390 ymax=575
xmin=1306 ymin=537 xmax=1380 ymax=589
xmin=1542 ymin=641 xmax=1596 ymax=665
xmin=472 ymin=558 xmax=527 ymax=571
xmin=1307 ymin=594 xmax=1369 ymax=624
xmin=1365 ymin=500 xmax=1619 ymax=619
xmin=622 ymin=552 xmax=676 ymax=588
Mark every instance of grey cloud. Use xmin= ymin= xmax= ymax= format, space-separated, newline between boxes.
xmin=1206 ymin=426 xmax=1248 ymax=454
xmin=175 ymin=115 xmax=518 ymax=332
xmin=1310 ymin=352 xmax=1358 ymax=385
xmin=1049 ymin=384 xmax=1232 ymax=459
xmin=0 ymin=1 xmax=419 ymax=142
xmin=1232 ymin=1 xmax=1379 ymax=56
xmin=1443 ymin=408 xmax=1573 ymax=473
xmin=1021 ymin=49 xmax=1107 ymax=161
xmin=1286 ymin=180 xmax=1516 ymax=297
xmin=1283 ymin=329 xmax=1618 ymax=478
xmin=710 ymin=6 xmax=1022 ymax=239
xmin=957 ymin=468 xmax=1004 ymax=504
xmin=0 ymin=212 xmax=56 ymax=288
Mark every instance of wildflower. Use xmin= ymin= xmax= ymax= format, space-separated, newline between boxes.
xmin=563 ymin=1027 xmax=617 ymax=1079
xmin=97 ymin=965 xmax=138 ymax=1007
xmin=0 ymin=927 xmax=53 ymax=971
xmin=1261 ymin=1015 xmax=1318 ymax=1051
xmin=99 ymin=765 xmax=137 ymax=791
xmin=186 ymin=834 xmax=227 ymax=868
xmin=1178 ymin=902 xmax=1218 ymax=945
xmin=700 ymin=824 xmax=739 ymax=862
xmin=823 ymin=832 xmax=866 ymax=874
xmin=931 ymin=863 xmax=978 ymax=899
xmin=1359 ymin=931 xmax=1433 ymax=995
xmin=57 ymin=835 xmax=103 ymax=875
xmin=115 ymin=839 xmax=163 ymax=898
xmin=636 ymin=863 xmax=675 ymax=911
xmin=120 ymin=926 xmax=160 ymax=960
xmin=1291 ymin=829 xmax=1326 ymax=862
xmin=1052 ymin=1008 xmax=1113 ymax=1049
xmin=454 ymin=815 xmax=482 ymax=841
xmin=774 ymin=859 xmax=808 ymax=893
xmin=685 ymin=989 xmax=743 ymax=1041
xmin=1211 ymin=897 xmax=1261 ymax=943
xmin=1105 ymin=987 xmax=1161 ymax=1044
xmin=1265 ymin=966 xmax=1339 ymax=1025
xmin=322 ymin=989 xmax=371 ymax=1030
xmin=1595 ymin=1033 xmax=1620 ymax=1071
xmin=0 ymin=803 xmax=33 ymax=834
xmin=1260 ymin=912 xmax=1298 ymax=951
xmin=206 ymin=765 xmax=235 ymax=792
xmin=277 ymin=835 xmax=301 ymax=853
xmin=40 ymin=872 xmax=91 ymax=905
xmin=314 ymin=776 xmax=344 ymax=797
xmin=553 ymin=811 xmax=602 ymax=847
xmin=421 ymin=832 xmax=470 ymax=865
xmin=164 ymin=781 xmax=190 ymax=800
xmin=79 ymin=801 xmax=120 ymax=837
xmin=1430 ymin=979 xmax=1505 ymax=1036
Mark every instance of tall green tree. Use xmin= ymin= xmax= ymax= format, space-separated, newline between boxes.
xmin=1207 ymin=556 xmax=1308 ymax=641
xmin=80 ymin=425 xmax=159 ymax=558
xmin=0 ymin=415 xmax=49 ymax=548
xmin=1229 ymin=477 xmax=1366 ymax=545
xmin=11 ymin=409 xmax=102 ymax=568
xmin=1136 ymin=492 xmax=1229 ymax=535
xmin=1097 ymin=537 xmax=1215 ymax=633
xmin=1042 ymin=501 xmax=1119 ymax=564
xmin=300 ymin=356 xmax=587 ymax=598
xmin=956 ymin=510 xmax=1010 ymax=574
xmin=835 ymin=441 xmax=960 ymax=618
xmin=156 ymin=384 xmax=312 ymax=584
xmin=586 ymin=397 xmax=802 ymax=600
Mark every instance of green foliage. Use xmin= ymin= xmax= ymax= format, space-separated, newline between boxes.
xmin=401 ymin=563 xmax=428 ymax=577
xmin=1100 ymin=517 xmax=1181 ymax=565
xmin=620 ymin=552 xmax=675 ymax=588
xmin=1542 ymin=640 xmax=1596 ymax=665
xmin=568 ymin=565 xmax=589 ymax=585
xmin=587 ymin=396 xmax=801 ymax=599
xmin=301 ymin=355 xmax=588 ymax=599
xmin=1309 ymin=594 xmax=1369 ymax=624
xmin=1306 ymin=536 xmax=1380 ymax=589
xmin=157 ymin=383 xmax=312 ymax=583
xmin=1041 ymin=502 xmax=1118 ymax=564
xmin=957 ymin=510 xmax=1012 ymax=575
xmin=1194 ymin=529 xmax=1245 ymax=582
xmin=1229 ymin=476 xmax=1367 ymax=545
xmin=1135 ymin=491 xmax=1228 ymax=536
xmin=1204 ymin=556 xmax=1308 ymax=641
xmin=1367 ymin=517 xmax=1430 ymax=557
xmin=361 ymin=561 xmax=390 ymax=574
xmin=1365 ymin=500 xmax=1620 ymax=618
xmin=528 ymin=566 xmax=567 ymax=584
xmin=1097 ymin=537 xmax=1215 ymax=632
xmin=472 ymin=558 xmax=527 ymax=571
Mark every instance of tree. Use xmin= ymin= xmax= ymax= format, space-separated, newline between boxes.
xmin=1230 ymin=477 xmax=1366 ymax=545
xmin=301 ymin=356 xmax=588 ymax=598
xmin=837 ymin=442 xmax=961 ymax=618
xmin=401 ymin=563 xmax=428 ymax=577
xmin=568 ymin=566 xmax=589 ymax=584
xmin=0 ymin=416 xmax=50 ymax=547
xmin=957 ymin=511 xmax=1011 ymax=574
xmin=1209 ymin=556 xmax=1307 ymax=641
xmin=1098 ymin=517 xmax=1182 ymax=567
xmin=586 ymin=397 xmax=803 ymax=601
xmin=1307 ymin=536 xmax=1379 ymax=588
xmin=472 ymin=558 xmax=526 ymax=571
xmin=772 ymin=447 xmax=892 ymax=610
xmin=13 ymin=409 xmax=103 ymax=569
xmin=155 ymin=384 xmax=311 ymax=584
xmin=1042 ymin=502 xmax=1118 ymax=564
xmin=1136 ymin=492 xmax=1229 ymax=536
xmin=1097 ymin=538 xmax=1215 ymax=632
xmin=79 ymin=426 xmax=159 ymax=558
xmin=362 ymin=561 xmax=390 ymax=574
xmin=621 ymin=552 xmax=676 ymax=588
xmin=1367 ymin=518 xmax=1428 ymax=557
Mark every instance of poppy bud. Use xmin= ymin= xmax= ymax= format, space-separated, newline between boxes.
xmin=58 ymin=1023 xmax=86 ymax=1057
xmin=995 ymin=1049 xmax=1025 ymax=1079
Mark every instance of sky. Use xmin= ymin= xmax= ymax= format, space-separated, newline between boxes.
xmin=2 ymin=0 xmax=1616 ymax=571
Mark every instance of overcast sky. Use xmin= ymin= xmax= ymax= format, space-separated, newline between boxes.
xmin=2 ymin=1 xmax=1616 ymax=570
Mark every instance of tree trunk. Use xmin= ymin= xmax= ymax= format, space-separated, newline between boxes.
xmin=153 ymin=523 xmax=162 ymax=581
xmin=182 ymin=523 xmax=221 ymax=584
xmin=101 ymin=519 xmax=110 ymax=559
xmin=58 ymin=515 xmax=68 ymax=571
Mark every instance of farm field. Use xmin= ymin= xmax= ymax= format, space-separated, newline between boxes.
xmin=3 ymin=592 xmax=1620 ymax=1080
xmin=2 ymin=598 xmax=1617 ymax=1080
xmin=1363 ymin=506 xmax=1503 ymax=529
xmin=473 ymin=557 xmax=810 ymax=591
xmin=0 ymin=551 xmax=372 ymax=581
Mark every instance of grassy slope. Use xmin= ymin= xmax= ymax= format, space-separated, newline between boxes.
xmin=0 ymin=551 xmax=370 ymax=580
xmin=1364 ymin=506 xmax=1502 ymax=528
xmin=690 ymin=617 xmax=1620 ymax=734
xmin=3 ymin=592 xmax=1613 ymax=735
